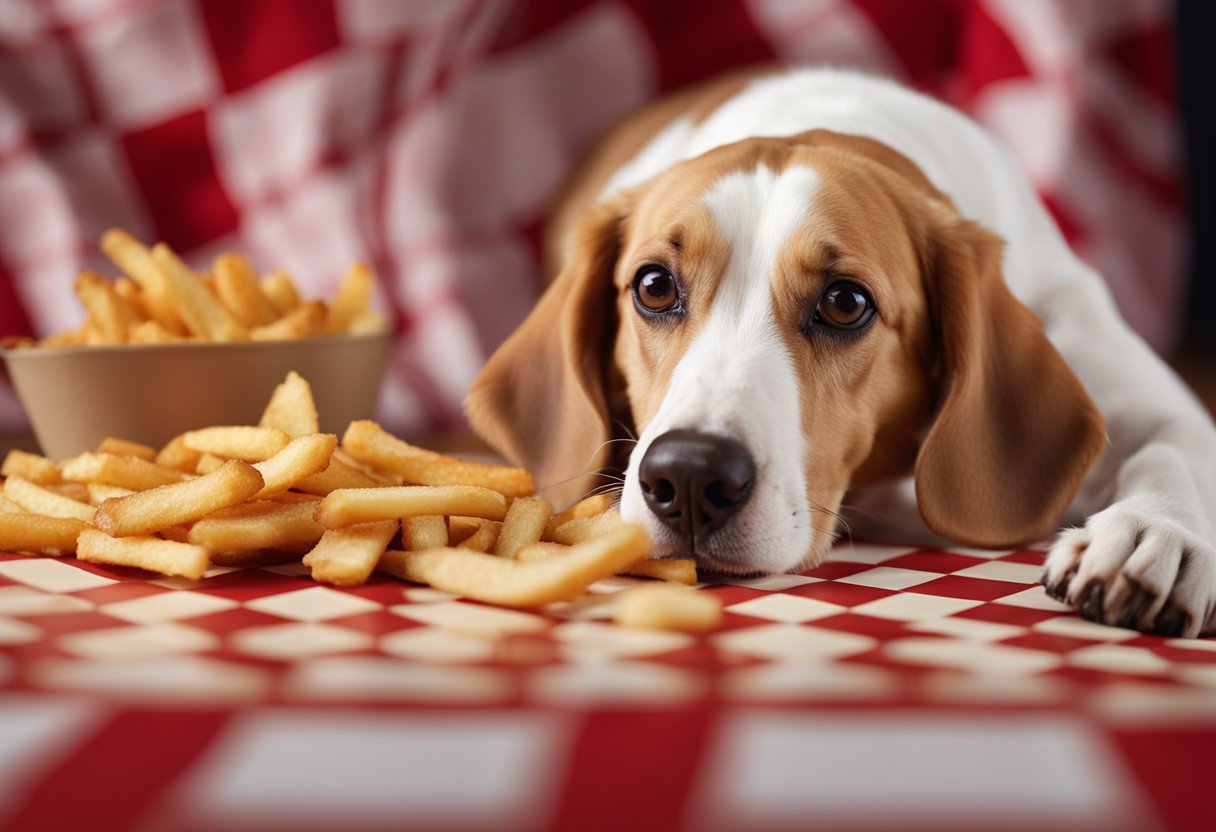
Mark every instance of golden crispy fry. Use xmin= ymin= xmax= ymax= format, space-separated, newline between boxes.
xmin=495 ymin=496 xmax=552 ymax=558
xmin=456 ymin=520 xmax=501 ymax=552
xmin=86 ymin=483 xmax=134 ymax=506
xmin=128 ymin=319 xmax=187 ymax=344
xmin=213 ymin=253 xmax=279 ymax=328
xmin=515 ymin=542 xmax=696 ymax=585
xmin=0 ymin=511 xmax=87 ymax=554
xmin=620 ymin=558 xmax=697 ymax=585
xmin=545 ymin=493 xmax=614 ymax=538
xmin=251 ymin=300 xmax=325 ymax=341
xmin=3 ymin=477 xmax=95 ymax=523
xmin=258 ymin=370 xmax=320 ymax=437
xmin=151 ymin=243 xmax=247 ymax=341
xmin=156 ymin=524 xmax=192 ymax=543
xmin=75 ymin=272 xmax=140 ymax=344
xmin=252 ymin=433 xmax=337 ymax=497
xmin=325 ymin=261 xmax=375 ymax=334
xmin=347 ymin=311 xmax=387 ymax=335
xmin=113 ymin=276 xmax=149 ymax=320
xmin=48 ymin=482 xmax=90 ymax=501
xmin=377 ymin=523 xmax=651 ymax=607
xmin=403 ymin=515 xmax=448 ymax=550
xmin=100 ymin=229 xmax=188 ymax=335
xmin=549 ymin=510 xmax=623 ymax=545
xmin=155 ymin=434 xmax=203 ymax=473
xmin=293 ymin=455 xmax=383 ymax=495
xmin=94 ymin=459 xmax=264 ymax=537
xmin=304 ymin=519 xmax=399 ymax=587
xmin=96 ymin=436 xmax=157 ymax=461
xmin=260 ymin=269 xmax=300 ymax=316
xmin=77 ymin=528 xmax=208 ymax=580
xmin=448 ymin=515 xmax=483 ymax=544
xmin=1 ymin=449 xmax=61 ymax=485
xmin=182 ymin=426 xmax=290 ymax=462
xmin=195 ymin=453 xmax=226 ymax=475
xmin=315 ymin=485 xmax=508 ymax=529
xmin=613 ymin=584 xmax=722 ymax=632
xmin=342 ymin=420 xmax=535 ymax=498
xmin=188 ymin=498 xmax=323 ymax=553
xmin=333 ymin=448 xmax=402 ymax=484
xmin=61 ymin=452 xmax=188 ymax=490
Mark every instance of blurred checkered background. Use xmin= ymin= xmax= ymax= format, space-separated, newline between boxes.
xmin=0 ymin=0 xmax=1187 ymax=436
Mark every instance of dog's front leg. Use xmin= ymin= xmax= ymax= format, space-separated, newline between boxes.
xmin=1037 ymin=287 xmax=1216 ymax=636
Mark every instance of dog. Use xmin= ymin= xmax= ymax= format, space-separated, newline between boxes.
xmin=466 ymin=68 xmax=1216 ymax=638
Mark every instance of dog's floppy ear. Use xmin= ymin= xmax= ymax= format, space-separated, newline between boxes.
xmin=465 ymin=196 xmax=628 ymax=506
xmin=914 ymin=214 xmax=1106 ymax=547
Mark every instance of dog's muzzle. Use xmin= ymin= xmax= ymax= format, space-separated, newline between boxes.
xmin=637 ymin=429 xmax=755 ymax=545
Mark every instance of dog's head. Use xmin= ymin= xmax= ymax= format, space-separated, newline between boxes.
xmin=467 ymin=130 xmax=1105 ymax=574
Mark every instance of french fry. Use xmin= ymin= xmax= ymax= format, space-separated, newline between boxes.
xmin=75 ymin=272 xmax=139 ymax=344
xmin=3 ymin=477 xmax=95 ymax=523
xmin=100 ymin=229 xmax=187 ymax=335
xmin=195 ymin=454 xmax=226 ymax=475
xmin=213 ymin=253 xmax=279 ymax=328
xmin=545 ymin=493 xmax=614 ymax=538
xmin=377 ymin=523 xmax=651 ymax=607
xmin=516 ymin=542 xmax=697 ymax=585
xmin=86 ymin=483 xmax=134 ymax=505
xmin=621 ymin=558 xmax=697 ymax=585
xmin=347 ymin=312 xmax=387 ymax=335
xmin=342 ymin=420 xmax=535 ymax=498
xmin=150 ymin=243 xmax=247 ymax=341
xmin=93 ymin=459 xmax=263 ymax=537
xmin=293 ymin=455 xmax=384 ymax=495
xmin=260 ymin=269 xmax=300 ymax=316
xmin=182 ymin=426 xmax=290 ymax=462
xmin=96 ymin=436 xmax=157 ymax=461
xmin=258 ymin=371 xmax=320 ymax=437
xmin=0 ymin=511 xmax=87 ymax=554
xmin=251 ymin=300 xmax=325 ymax=341
xmin=155 ymin=434 xmax=203 ymax=473
xmin=48 ymin=482 xmax=90 ymax=502
xmin=325 ymin=261 xmax=375 ymax=334
xmin=403 ymin=515 xmax=447 ymax=550
xmin=613 ymin=584 xmax=722 ymax=632
xmin=77 ymin=528 xmax=208 ymax=580
xmin=128 ymin=320 xmax=186 ymax=344
xmin=1 ymin=449 xmax=61 ymax=485
xmin=252 ymin=433 xmax=337 ymax=497
xmin=495 ymin=496 xmax=552 ymax=558
xmin=448 ymin=516 xmax=484 ymax=544
xmin=188 ymin=498 xmax=323 ymax=553
xmin=549 ymin=510 xmax=623 ymax=545
xmin=61 ymin=452 xmax=188 ymax=490
xmin=315 ymin=485 xmax=508 ymax=529
xmin=304 ymin=519 xmax=399 ymax=587
xmin=113 ymin=276 xmax=149 ymax=321
xmin=456 ymin=520 xmax=501 ymax=552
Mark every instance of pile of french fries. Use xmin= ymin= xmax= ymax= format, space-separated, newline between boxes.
xmin=2 ymin=230 xmax=385 ymax=348
xmin=0 ymin=373 xmax=721 ymax=632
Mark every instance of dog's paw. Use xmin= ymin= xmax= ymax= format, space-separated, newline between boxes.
xmin=1042 ymin=506 xmax=1216 ymax=637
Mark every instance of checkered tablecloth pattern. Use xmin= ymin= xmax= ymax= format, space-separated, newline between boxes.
xmin=2 ymin=542 xmax=1214 ymax=831
xmin=0 ymin=0 xmax=1186 ymax=436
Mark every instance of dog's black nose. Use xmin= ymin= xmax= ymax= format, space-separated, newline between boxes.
xmin=638 ymin=429 xmax=755 ymax=539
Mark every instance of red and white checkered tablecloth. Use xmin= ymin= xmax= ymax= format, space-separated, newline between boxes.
xmin=1 ymin=543 xmax=1214 ymax=831
xmin=0 ymin=0 xmax=1186 ymax=437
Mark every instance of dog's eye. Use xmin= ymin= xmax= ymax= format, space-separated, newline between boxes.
xmin=812 ymin=281 xmax=875 ymax=331
xmin=632 ymin=266 xmax=681 ymax=314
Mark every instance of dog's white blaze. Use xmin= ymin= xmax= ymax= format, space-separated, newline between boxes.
xmin=619 ymin=165 xmax=817 ymax=573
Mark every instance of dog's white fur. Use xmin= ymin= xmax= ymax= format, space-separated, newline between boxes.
xmin=471 ymin=69 xmax=1216 ymax=636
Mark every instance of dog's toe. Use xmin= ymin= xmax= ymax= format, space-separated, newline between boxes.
xmin=1045 ymin=506 xmax=1216 ymax=636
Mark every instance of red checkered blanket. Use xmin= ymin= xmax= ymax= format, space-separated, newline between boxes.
xmin=0 ymin=0 xmax=1185 ymax=437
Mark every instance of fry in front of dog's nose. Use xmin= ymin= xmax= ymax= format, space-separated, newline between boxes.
xmin=638 ymin=429 xmax=755 ymax=540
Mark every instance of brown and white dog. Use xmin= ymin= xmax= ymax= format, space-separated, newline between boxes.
xmin=466 ymin=68 xmax=1216 ymax=637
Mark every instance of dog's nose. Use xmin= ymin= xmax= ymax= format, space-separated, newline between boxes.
xmin=638 ymin=429 xmax=755 ymax=539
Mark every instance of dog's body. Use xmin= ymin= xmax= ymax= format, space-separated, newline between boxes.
xmin=468 ymin=68 xmax=1216 ymax=637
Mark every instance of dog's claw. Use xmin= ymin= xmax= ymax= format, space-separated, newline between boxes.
xmin=1079 ymin=583 xmax=1105 ymax=623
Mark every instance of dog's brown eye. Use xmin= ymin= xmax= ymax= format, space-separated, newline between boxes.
xmin=632 ymin=266 xmax=680 ymax=314
xmin=814 ymin=281 xmax=875 ymax=331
